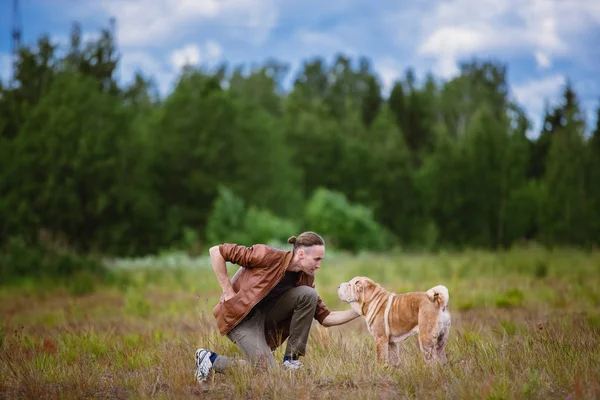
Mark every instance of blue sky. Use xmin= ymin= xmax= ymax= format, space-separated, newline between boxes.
xmin=1 ymin=0 xmax=599 ymax=136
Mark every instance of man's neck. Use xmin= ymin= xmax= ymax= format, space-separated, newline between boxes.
xmin=287 ymin=258 xmax=301 ymax=272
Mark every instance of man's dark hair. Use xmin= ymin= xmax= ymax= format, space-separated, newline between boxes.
xmin=288 ymin=232 xmax=324 ymax=253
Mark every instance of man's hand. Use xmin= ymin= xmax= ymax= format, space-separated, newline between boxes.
xmin=210 ymin=245 xmax=237 ymax=302
xmin=321 ymin=308 xmax=361 ymax=327
xmin=220 ymin=287 xmax=236 ymax=302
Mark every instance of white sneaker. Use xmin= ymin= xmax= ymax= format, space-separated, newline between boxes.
xmin=195 ymin=348 xmax=213 ymax=382
xmin=282 ymin=359 xmax=303 ymax=370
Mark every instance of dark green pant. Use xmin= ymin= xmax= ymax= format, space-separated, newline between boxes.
xmin=213 ymin=286 xmax=318 ymax=372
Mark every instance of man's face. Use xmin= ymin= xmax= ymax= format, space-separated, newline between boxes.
xmin=297 ymin=245 xmax=324 ymax=276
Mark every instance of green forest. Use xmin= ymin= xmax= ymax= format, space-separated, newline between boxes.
xmin=1 ymin=23 xmax=600 ymax=280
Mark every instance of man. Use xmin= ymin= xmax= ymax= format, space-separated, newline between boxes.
xmin=195 ymin=231 xmax=360 ymax=382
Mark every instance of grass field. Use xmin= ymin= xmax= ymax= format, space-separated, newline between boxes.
xmin=1 ymin=245 xmax=599 ymax=399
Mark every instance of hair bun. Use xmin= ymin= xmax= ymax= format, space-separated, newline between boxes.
xmin=287 ymin=236 xmax=297 ymax=244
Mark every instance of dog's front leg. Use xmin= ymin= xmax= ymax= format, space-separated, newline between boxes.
xmin=376 ymin=337 xmax=389 ymax=365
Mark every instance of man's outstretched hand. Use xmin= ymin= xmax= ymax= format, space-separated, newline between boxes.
xmin=321 ymin=308 xmax=361 ymax=327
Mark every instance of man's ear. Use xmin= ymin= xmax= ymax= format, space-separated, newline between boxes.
xmin=297 ymin=249 xmax=304 ymax=259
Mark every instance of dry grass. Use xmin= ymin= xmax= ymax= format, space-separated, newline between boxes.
xmin=1 ymin=246 xmax=599 ymax=399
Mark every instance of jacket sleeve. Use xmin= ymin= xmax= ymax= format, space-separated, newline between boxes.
xmin=218 ymin=244 xmax=267 ymax=269
xmin=314 ymin=296 xmax=331 ymax=325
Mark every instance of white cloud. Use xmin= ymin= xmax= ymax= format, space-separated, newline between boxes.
xmin=513 ymin=74 xmax=566 ymax=136
xmin=50 ymin=31 xmax=105 ymax=60
xmin=415 ymin=0 xmax=598 ymax=79
xmin=169 ymin=41 xmax=223 ymax=71
xmin=535 ymin=51 xmax=551 ymax=69
xmin=88 ymin=0 xmax=278 ymax=47
xmin=374 ymin=58 xmax=403 ymax=96
xmin=119 ymin=51 xmax=173 ymax=95
xmin=52 ymin=31 xmax=101 ymax=47
xmin=117 ymin=41 xmax=224 ymax=97
xmin=170 ymin=44 xmax=201 ymax=71
xmin=296 ymin=30 xmax=350 ymax=54
xmin=204 ymin=40 xmax=223 ymax=61
xmin=287 ymin=28 xmax=362 ymax=65
xmin=0 ymin=54 xmax=12 ymax=85
xmin=419 ymin=26 xmax=495 ymax=78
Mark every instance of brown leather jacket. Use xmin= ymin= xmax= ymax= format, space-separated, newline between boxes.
xmin=212 ymin=243 xmax=331 ymax=350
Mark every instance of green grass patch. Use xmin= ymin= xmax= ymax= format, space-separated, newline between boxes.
xmin=495 ymin=288 xmax=525 ymax=308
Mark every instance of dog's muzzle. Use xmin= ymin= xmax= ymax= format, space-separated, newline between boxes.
xmin=337 ymin=282 xmax=354 ymax=303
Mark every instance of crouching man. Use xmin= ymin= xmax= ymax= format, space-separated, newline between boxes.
xmin=195 ymin=231 xmax=360 ymax=382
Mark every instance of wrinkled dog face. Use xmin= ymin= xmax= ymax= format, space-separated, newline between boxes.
xmin=337 ymin=281 xmax=355 ymax=303
xmin=338 ymin=277 xmax=371 ymax=303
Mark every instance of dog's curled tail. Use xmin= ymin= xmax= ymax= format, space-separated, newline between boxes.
xmin=426 ymin=285 xmax=449 ymax=309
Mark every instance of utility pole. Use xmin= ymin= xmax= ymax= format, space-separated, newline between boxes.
xmin=11 ymin=0 xmax=22 ymax=84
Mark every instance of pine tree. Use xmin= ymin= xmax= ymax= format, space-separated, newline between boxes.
xmin=586 ymin=101 xmax=600 ymax=243
xmin=388 ymin=80 xmax=407 ymax=133
xmin=541 ymin=83 xmax=590 ymax=245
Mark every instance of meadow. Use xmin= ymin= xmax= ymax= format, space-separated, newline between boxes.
xmin=1 ymin=245 xmax=599 ymax=399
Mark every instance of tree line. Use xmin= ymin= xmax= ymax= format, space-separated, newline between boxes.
xmin=1 ymin=22 xmax=600 ymax=262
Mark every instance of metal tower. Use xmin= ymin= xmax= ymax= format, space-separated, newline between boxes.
xmin=11 ymin=0 xmax=22 ymax=83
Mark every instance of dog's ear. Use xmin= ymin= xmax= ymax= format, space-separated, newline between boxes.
xmin=355 ymin=280 xmax=364 ymax=293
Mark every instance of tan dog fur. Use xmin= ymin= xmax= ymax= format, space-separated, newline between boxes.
xmin=338 ymin=276 xmax=451 ymax=366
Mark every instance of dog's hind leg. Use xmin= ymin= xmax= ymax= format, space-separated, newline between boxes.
xmin=388 ymin=342 xmax=401 ymax=366
xmin=434 ymin=321 xmax=450 ymax=365
xmin=435 ymin=337 xmax=448 ymax=364
xmin=417 ymin=329 xmax=436 ymax=364
xmin=417 ymin=309 xmax=437 ymax=364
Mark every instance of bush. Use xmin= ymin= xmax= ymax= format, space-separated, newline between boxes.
xmin=243 ymin=207 xmax=298 ymax=245
xmin=205 ymin=186 xmax=247 ymax=245
xmin=305 ymin=188 xmax=393 ymax=252
xmin=534 ymin=260 xmax=549 ymax=279
xmin=503 ymin=181 xmax=545 ymax=246
xmin=0 ymin=236 xmax=106 ymax=285
xmin=495 ymin=288 xmax=525 ymax=308
xmin=205 ymin=186 xmax=298 ymax=246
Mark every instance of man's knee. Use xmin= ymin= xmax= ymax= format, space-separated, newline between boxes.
xmin=295 ymin=286 xmax=318 ymax=305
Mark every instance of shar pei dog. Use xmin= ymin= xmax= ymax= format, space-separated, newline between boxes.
xmin=338 ymin=276 xmax=450 ymax=366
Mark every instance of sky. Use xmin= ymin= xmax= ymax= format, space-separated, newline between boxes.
xmin=1 ymin=0 xmax=599 ymax=136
